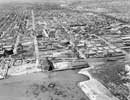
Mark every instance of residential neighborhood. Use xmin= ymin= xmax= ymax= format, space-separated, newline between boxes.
xmin=0 ymin=1 xmax=130 ymax=100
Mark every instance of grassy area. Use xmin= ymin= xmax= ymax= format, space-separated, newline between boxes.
xmin=0 ymin=70 xmax=89 ymax=100
xmin=90 ymin=60 xmax=130 ymax=100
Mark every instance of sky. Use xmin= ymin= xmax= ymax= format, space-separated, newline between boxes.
xmin=0 ymin=0 xmax=38 ymax=3
xmin=0 ymin=0 xmax=72 ymax=3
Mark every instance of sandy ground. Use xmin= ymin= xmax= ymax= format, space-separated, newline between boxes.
xmin=0 ymin=69 xmax=90 ymax=100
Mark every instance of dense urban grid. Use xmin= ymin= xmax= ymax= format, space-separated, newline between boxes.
xmin=0 ymin=2 xmax=130 ymax=100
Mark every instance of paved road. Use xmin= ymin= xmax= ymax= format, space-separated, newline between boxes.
xmin=31 ymin=10 xmax=39 ymax=67
xmin=13 ymin=33 xmax=20 ymax=54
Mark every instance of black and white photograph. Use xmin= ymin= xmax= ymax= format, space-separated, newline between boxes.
xmin=0 ymin=0 xmax=130 ymax=100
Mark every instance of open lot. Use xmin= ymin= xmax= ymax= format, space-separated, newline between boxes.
xmin=0 ymin=70 xmax=89 ymax=100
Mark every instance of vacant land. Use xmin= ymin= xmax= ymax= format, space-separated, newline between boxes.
xmin=0 ymin=70 xmax=89 ymax=100
xmin=89 ymin=59 xmax=130 ymax=100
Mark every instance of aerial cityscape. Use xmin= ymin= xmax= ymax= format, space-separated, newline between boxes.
xmin=0 ymin=0 xmax=130 ymax=100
